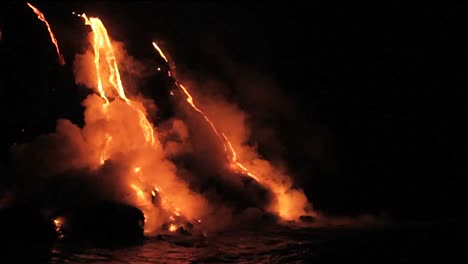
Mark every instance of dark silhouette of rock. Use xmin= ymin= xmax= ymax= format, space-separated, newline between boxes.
xmin=0 ymin=205 xmax=55 ymax=262
xmin=59 ymin=200 xmax=145 ymax=246
xmin=300 ymin=215 xmax=316 ymax=222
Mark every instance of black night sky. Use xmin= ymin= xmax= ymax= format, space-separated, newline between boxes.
xmin=1 ymin=2 xmax=467 ymax=224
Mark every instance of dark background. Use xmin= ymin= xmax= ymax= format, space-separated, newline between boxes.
xmin=1 ymin=2 xmax=467 ymax=222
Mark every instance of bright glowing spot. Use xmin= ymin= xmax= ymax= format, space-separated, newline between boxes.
xmin=53 ymin=216 xmax=65 ymax=239
xmin=130 ymin=184 xmax=145 ymax=200
xmin=169 ymin=224 xmax=177 ymax=232
xmin=152 ymin=41 xmax=169 ymax=63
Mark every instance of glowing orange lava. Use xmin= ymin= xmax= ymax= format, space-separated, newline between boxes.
xmin=152 ymin=42 xmax=169 ymax=63
xmin=152 ymin=41 xmax=312 ymax=221
xmin=152 ymin=42 xmax=260 ymax=182
xmin=72 ymin=13 xmax=211 ymax=234
xmin=79 ymin=13 xmax=161 ymax=227
xmin=53 ymin=216 xmax=65 ymax=239
xmin=179 ymin=83 xmax=260 ymax=182
xmin=27 ymin=3 xmax=65 ymax=65
xmin=80 ymin=14 xmax=155 ymax=146
xmin=168 ymin=224 xmax=177 ymax=232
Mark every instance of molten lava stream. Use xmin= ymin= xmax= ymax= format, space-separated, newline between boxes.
xmin=27 ymin=3 xmax=65 ymax=65
xmin=152 ymin=42 xmax=312 ymax=221
xmin=78 ymin=14 xmax=181 ymax=233
xmin=77 ymin=12 xmax=214 ymax=235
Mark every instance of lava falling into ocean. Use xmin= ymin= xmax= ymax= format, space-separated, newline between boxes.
xmin=152 ymin=42 xmax=312 ymax=221
xmin=26 ymin=3 xmax=65 ymax=65
xmin=10 ymin=3 xmax=316 ymax=235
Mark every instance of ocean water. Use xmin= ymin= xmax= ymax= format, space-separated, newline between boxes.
xmin=3 ymin=222 xmax=467 ymax=263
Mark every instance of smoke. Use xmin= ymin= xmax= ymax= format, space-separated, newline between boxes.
xmin=159 ymin=118 xmax=193 ymax=159
xmin=168 ymin=74 xmax=313 ymax=222
xmin=8 ymin=19 xmax=380 ymax=237
xmin=174 ymin=72 xmax=394 ymax=228
xmin=74 ymin=34 xmax=154 ymax=99
xmin=169 ymin=37 xmax=393 ymax=228
xmin=11 ymin=36 xmax=212 ymax=234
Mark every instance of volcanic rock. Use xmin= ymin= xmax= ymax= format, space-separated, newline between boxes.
xmin=0 ymin=205 xmax=55 ymax=261
xmin=59 ymin=200 xmax=145 ymax=246
xmin=300 ymin=215 xmax=316 ymax=223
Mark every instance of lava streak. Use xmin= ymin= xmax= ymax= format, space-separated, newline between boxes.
xmin=178 ymin=83 xmax=260 ymax=182
xmin=72 ymin=13 xmax=210 ymax=234
xmin=152 ymin=42 xmax=312 ymax=221
xmin=80 ymin=14 xmax=155 ymax=146
xmin=152 ymin=44 xmax=254 ymax=180
xmin=151 ymin=43 xmax=259 ymax=182
xmin=78 ymin=14 xmax=167 ymax=231
xmin=27 ymin=3 xmax=65 ymax=65
xmin=152 ymin=42 xmax=169 ymax=63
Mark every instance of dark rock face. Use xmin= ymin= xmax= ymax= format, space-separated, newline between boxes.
xmin=300 ymin=215 xmax=316 ymax=223
xmin=0 ymin=205 xmax=56 ymax=262
xmin=0 ymin=200 xmax=145 ymax=253
xmin=59 ymin=200 xmax=145 ymax=246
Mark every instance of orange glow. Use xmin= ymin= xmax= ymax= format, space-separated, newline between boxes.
xmin=168 ymin=224 xmax=177 ymax=232
xmin=178 ymin=83 xmax=260 ymax=183
xmin=53 ymin=216 xmax=65 ymax=239
xmin=152 ymin=42 xmax=169 ymax=63
xmin=81 ymin=14 xmax=123 ymax=104
xmin=53 ymin=217 xmax=63 ymax=230
xmin=152 ymin=42 xmax=312 ymax=221
xmin=222 ymin=133 xmax=260 ymax=181
xmin=152 ymin=41 xmax=261 ymax=183
xmin=17 ymin=4 xmax=313 ymax=238
xmin=70 ymin=15 xmax=211 ymax=234
xmin=99 ymin=134 xmax=112 ymax=165
xmin=131 ymin=184 xmax=146 ymax=200
xmin=27 ymin=3 xmax=65 ymax=65
xmin=80 ymin=14 xmax=155 ymax=146
xmin=178 ymin=85 xmax=229 ymax=151
xmin=79 ymin=14 xmax=165 ymax=231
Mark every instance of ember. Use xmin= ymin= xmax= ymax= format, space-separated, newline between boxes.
xmin=53 ymin=216 xmax=64 ymax=239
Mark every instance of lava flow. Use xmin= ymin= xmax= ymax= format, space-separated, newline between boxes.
xmin=80 ymin=14 xmax=155 ymax=146
xmin=27 ymin=3 xmax=65 ymax=65
xmin=152 ymin=42 xmax=313 ymax=221
xmin=72 ymin=14 xmax=208 ymax=233
xmin=11 ymin=8 xmax=313 ymax=237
